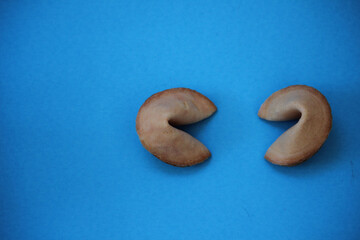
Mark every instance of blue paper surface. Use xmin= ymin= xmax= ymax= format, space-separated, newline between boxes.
xmin=1 ymin=1 xmax=360 ymax=239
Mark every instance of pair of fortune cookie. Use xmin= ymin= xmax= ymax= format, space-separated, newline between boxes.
xmin=136 ymin=86 xmax=332 ymax=167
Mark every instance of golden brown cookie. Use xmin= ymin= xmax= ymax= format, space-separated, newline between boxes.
xmin=258 ymin=85 xmax=332 ymax=166
xmin=136 ymin=88 xmax=217 ymax=167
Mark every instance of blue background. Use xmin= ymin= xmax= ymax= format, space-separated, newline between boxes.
xmin=1 ymin=1 xmax=360 ymax=239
